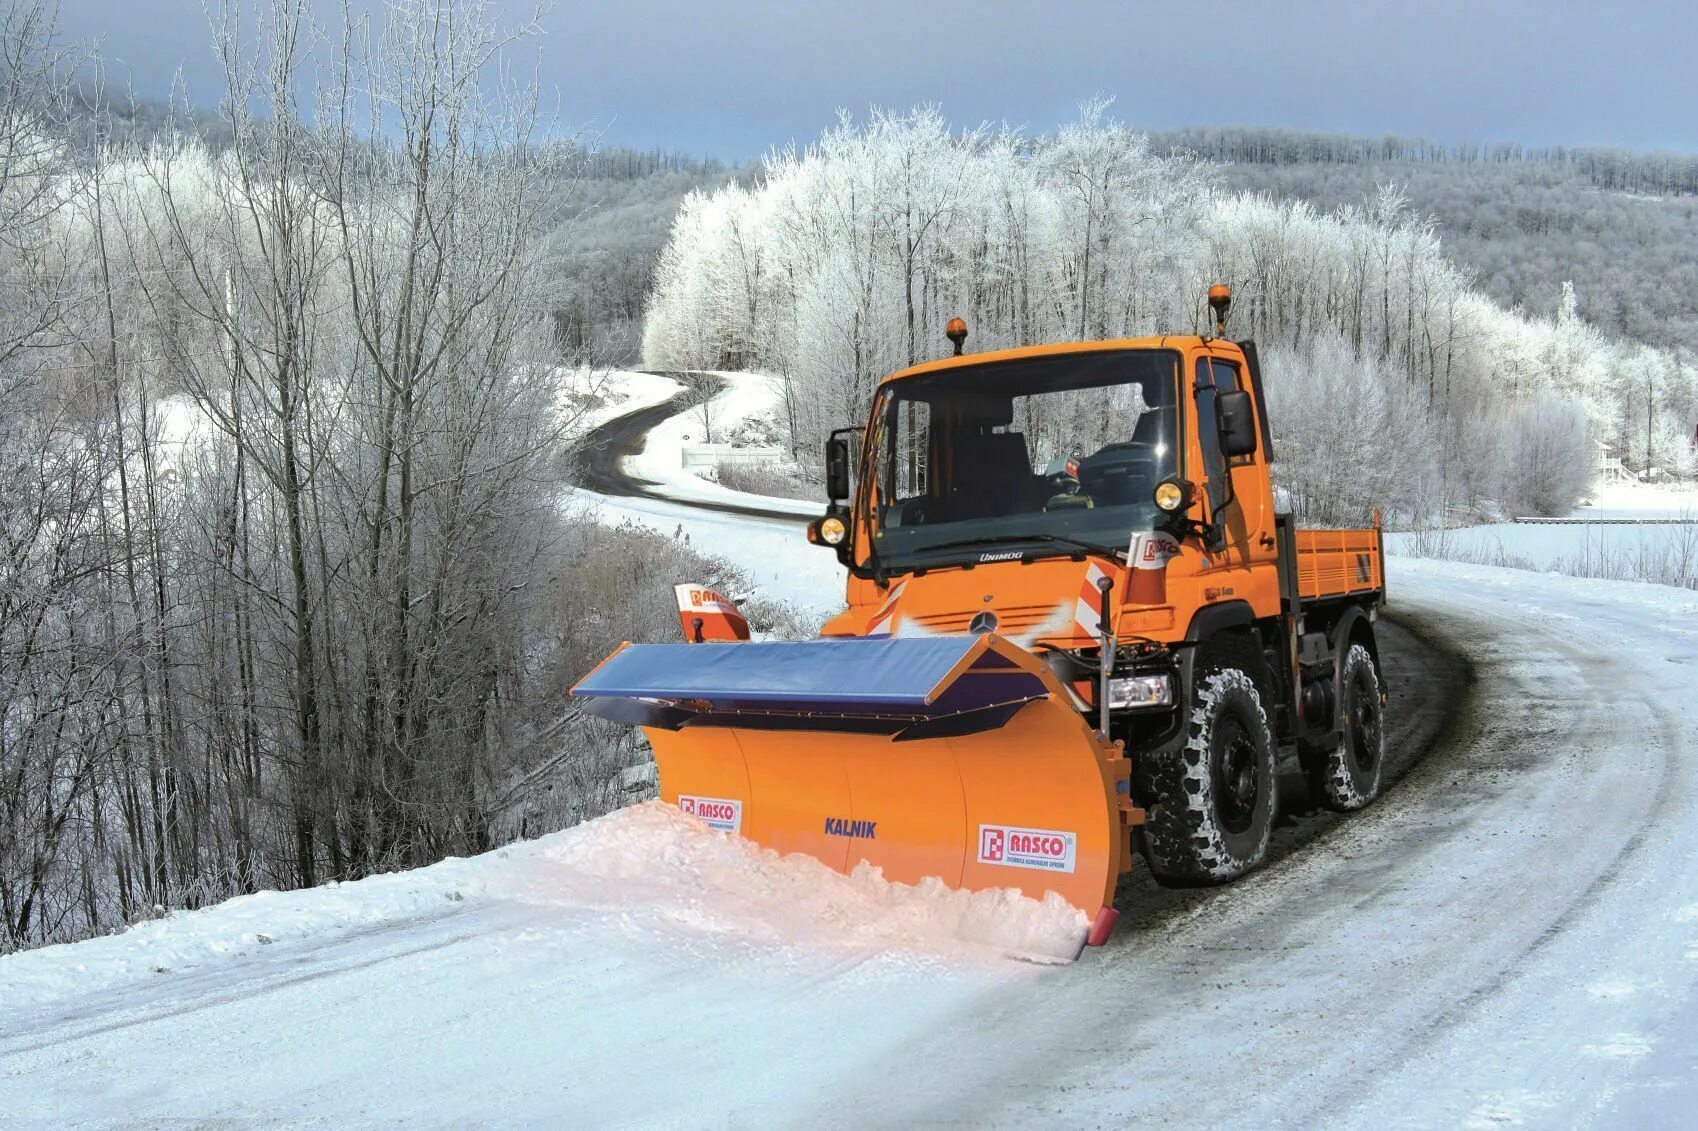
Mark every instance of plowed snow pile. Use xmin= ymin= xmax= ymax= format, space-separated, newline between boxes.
xmin=545 ymin=802 xmax=1090 ymax=959
xmin=1 ymin=802 xmax=1086 ymax=1019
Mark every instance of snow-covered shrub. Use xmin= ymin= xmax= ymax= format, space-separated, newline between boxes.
xmin=712 ymin=458 xmax=816 ymax=500
xmin=1496 ymin=393 xmax=1594 ymax=517
xmin=726 ymin=411 xmax=784 ymax=449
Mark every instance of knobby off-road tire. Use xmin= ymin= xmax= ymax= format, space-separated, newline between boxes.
xmin=1301 ymin=642 xmax=1387 ymax=811
xmin=1144 ymin=665 xmax=1278 ymax=883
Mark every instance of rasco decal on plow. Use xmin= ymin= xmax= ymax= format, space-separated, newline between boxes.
xmin=679 ymin=795 xmax=742 ymax=833
xmin=977 ymin=825 xmax=1078 ymax=874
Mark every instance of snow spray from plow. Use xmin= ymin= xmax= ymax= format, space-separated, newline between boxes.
xmin=571 ymin=632 xmax=1135 ymax=940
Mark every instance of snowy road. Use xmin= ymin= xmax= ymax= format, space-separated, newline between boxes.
xmin=808 ymin=561 xmax=1698 ymax=1128
xmin=6 ymin=383 xmax=1698 ymax=1128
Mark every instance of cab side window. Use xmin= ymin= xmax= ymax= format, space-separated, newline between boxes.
xmin=878 ymin=398 xmax=932 ymax=526
xmin=1210 ymin=358 xmax=1240 ymax=396
xmin=1194 ymin=358 xmax=1231 ymax=514
xmin=1211 ymin=359 xmax=1247 ymax=467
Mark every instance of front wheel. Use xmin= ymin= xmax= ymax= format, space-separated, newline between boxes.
xmin=1301 ymin=642 xmax=1386 ymax=811
xmin=1143 ymin=665 xmax=1277 ymax=883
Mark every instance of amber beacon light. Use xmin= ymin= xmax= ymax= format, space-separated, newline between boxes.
xmin=945 ymin=317 xmax=968 ymax=356
xmin=1207 ymin=284 xmax=1232 ymax=336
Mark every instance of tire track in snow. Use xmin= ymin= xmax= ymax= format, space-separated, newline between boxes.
xmin=0 ymin=906 xmax=494 ymax=1055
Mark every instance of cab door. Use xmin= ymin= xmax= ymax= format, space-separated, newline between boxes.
xmin=1191 ymin=352 xmax=1276 ymax=600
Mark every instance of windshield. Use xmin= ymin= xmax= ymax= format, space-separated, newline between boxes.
xmin=869 ymin=349 xmax=1180 ymax=572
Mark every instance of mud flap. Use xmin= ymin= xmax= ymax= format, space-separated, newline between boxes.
xmin=572 ymin=635 xmax=1135 ymax=920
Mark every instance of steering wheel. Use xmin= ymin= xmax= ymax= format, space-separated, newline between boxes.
xmin=1078 ymin=443 xmax=1158 ymax=506
xmin=899 ymin=498 xmax=933 ymax=526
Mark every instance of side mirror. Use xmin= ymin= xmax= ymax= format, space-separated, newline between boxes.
xmin=826 ymin=436 xmax=852 ymax=502
xmin=1217 ymin=389 xmax=1258 ymax=458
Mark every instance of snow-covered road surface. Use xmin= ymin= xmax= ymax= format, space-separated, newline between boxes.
xmin=825 ymin=559 xmax=1697 ymax=1130
xmin=6 ymin=560 xmax=1694 ymax=1129
xmin=8 ymin=376 xmax=1698 ymax=1128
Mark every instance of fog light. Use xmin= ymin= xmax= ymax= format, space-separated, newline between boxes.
xmin=1108 ymin=673 xmax=1172 ymax=709
xmin=819 ymin=515 xmax=847 ymax=545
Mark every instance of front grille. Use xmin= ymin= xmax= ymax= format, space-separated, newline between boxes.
xmin=908 ymin=603 xmax=1065 ymax=634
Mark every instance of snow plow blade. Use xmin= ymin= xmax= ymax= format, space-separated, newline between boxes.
xmin=571 ymin=634 xmax=1134 ymax=922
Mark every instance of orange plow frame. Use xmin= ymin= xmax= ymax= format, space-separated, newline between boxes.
xmin=572 ymin=634 xmax=1139 ymax=929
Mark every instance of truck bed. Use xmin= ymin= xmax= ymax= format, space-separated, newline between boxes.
xmin=1293 ymin=526 xmax=1384 ymax=603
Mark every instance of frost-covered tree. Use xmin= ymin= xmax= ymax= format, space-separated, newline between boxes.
xmin=0 ymin=0 xmax=633 ymax=953
xmin=644 ymin=104 xmax=1682 ymax=520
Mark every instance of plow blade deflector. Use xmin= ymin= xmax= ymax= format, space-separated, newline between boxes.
xmin=573 ymin=635 xmax=1132 ymax=918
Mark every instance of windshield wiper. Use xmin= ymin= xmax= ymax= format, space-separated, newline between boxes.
xmin=909 ymin=533 xmax=1126 ymax=562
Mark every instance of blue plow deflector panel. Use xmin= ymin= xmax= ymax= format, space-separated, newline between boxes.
xmin=571 ymin=637 xmax=1052 ymax=738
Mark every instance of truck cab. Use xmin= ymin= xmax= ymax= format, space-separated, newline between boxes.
xmin=813 ymin=332 xmax=1281 ymax=644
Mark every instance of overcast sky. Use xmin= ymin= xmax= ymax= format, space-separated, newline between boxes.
xmin=59 ymin=0 xmax=1698 ymax=160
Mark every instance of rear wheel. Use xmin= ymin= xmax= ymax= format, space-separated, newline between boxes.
xmin=1301 ymin=642 xmax=1386 ymax=811
xmin=1143 ymin=664 xmax=1277 ymax=883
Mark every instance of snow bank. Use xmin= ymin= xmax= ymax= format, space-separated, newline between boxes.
xmin=1389 ymin=512 xmax=1698 ymax=586
xmin=574 ymin=483 xmax=845 ymax=610
xmin=1389 ymin=553 xmax=1698 ymax=621
xmin=0 ymin=852 xmax=507 ymax=1017
xmin=1389 ymin=484 xmax=1698 ymax=587
xmin=0 ymin=802 xmax=1086 ymax=1019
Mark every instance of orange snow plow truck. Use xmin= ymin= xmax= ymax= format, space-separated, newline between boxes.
xmin=573 ymin=287 xmax=1387 ymax=946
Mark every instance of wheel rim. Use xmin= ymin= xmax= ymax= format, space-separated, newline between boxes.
xmin=1212 ymin=718 xmax=1260 ymax=834
xmin=1347 ymin=667 xmax=1382 ymax=772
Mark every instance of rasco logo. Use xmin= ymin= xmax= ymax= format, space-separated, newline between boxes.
xmin=823 ymin=816 xmax=877 ymax=839
xmin=977 ymin=824 xmax=1077 ymax=874
xmin=678 ymin=794 xmax=742 ymax=834
xmin=1140 ymin=535 xmax=1182 ymax=562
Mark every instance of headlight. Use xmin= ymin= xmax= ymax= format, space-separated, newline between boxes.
xmin=819 ymin=515 xmax=847 ymax=545
xmin=1108 ymin=673 xmax=1172 ymax=709
xmin=1153 ymin=481 xmax=1185 ymax=512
